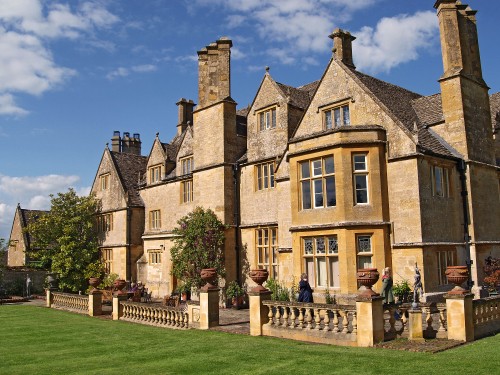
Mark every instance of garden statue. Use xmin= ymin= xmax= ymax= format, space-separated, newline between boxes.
xmin=412 ymin=263 xmax=424 ymax=308
xmin=380 ymin=267 xmax=394 ymax=304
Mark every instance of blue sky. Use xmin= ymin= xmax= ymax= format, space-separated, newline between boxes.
xmin=1 ymin=0 xmax=499 ymax=240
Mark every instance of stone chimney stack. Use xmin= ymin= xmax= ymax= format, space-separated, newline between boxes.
xmin=112 ymin=131 xmax=141 ymax=155
xmin=435 ymin=0 xmax=483 ymax=83
xmin=329 ymin=28 xmax=356 ymax=69
xmin=197 ymin=37 xmax=232 ymax=109
xmin=433 ymin=0 xmax=493 ymax=163
xmin=176 ymin=98 xmax=196 ymax=135
xmin=111 ymin=131 xmax=121 ymax=152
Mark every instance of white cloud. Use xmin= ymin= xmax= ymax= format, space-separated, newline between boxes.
xmin=106 ymin=64 xmax=158 ymax=80
xmin=354 ymin=11 xmax=438 ymax=74
xmin=0 ymin=93 xmax=28 ymax=116
xmin=194 ymin=0 xmax=380 ymax=65
xmin=0 ymin=0 xmax=120 ymax=117
xmin=131 ymin=64 xmax=157 ymax=73
xmin=231 ymin=47 xmax=246 ymax=60
xmin=0 ymin=173 xmax=88 ymax=239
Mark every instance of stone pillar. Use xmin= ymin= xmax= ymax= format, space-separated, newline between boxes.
xmin=408 ymin=308 xmax=424 ymax=341
xmin=45 ymin=289 xmax=53 ymax=308
xmin=445 ymin=292 xmax=475 ymax=342
xmin=88 ymin=291 xmax=102 ymax=317
xmin=199 ymin=288 xmax=219 ymax=329
xmin=356 ymin=295 xmax=384 ymax=347
xmin=249 ymin=290 xmax=272 ymax=336
xmin=112 ymin=295 xmax=127 ymax=321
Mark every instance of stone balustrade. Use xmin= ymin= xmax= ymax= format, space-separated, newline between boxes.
xmin=120 ymin=302 xmax=189 ymax=329
xmin=262 ymin=301 xmax=357 ymax=346
xmin=472 ymin=295 xmax=500 ymax=339
xmin=52 ymin=292 xmax=89 ymax=313
xmin=383 ymin=303 xmax=447 ymax=340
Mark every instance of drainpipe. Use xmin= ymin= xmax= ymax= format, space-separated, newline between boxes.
xmin=233 ymin=163 xmax=241 ymax=284
xmin=126 ymin=208 xmax=132 ymax=281
xmin=457 ymin=159 xmax=473 ymax=290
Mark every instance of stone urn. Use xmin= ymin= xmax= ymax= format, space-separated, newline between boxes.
xmin=357 ymin=268 xmax=380 ymax=297
xmin=46 ymin=272 xmax=59 ymax=290
xmin=249 ymin=269 xmax=269 ymax=292
xmin=445 ymin=265 xmax=469 ymax=295
xmin=113 ymin=279 xmax=127 ymax=295
xmin=88 ymin=277 xmax=101 ymax=293
xmin=200 ymin=268 xmax=218 ymax=291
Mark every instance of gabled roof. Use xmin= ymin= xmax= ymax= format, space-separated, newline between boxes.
xmin=110 ymin=151 xmax=147 ymax=206
xmin=275 ymin=80 xmax=320 ymax=110
xmin=14 ymin=205 xmax=48 ymax=249
xmin=347 ymin=68 xmax=455 ymax=157
xmin=236 ymin=107 xmax=248 ymax=137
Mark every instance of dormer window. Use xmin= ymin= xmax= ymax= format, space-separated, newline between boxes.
xmin=149 ymin=165 xmax=162 ymax=184
xmin=324 ymin=104 xmax=350 ymax=129
xmin=181 ymin=157 xmax=194 ymax=175
xmin=259 ymin=107 xmax=276 ymax=131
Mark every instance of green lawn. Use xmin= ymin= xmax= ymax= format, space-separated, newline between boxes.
xmin=0 ymin=304 xmax=498 ymax=375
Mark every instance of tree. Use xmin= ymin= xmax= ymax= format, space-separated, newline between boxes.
xmin=170 ymin=207 xmax=226 ymax=290
xmin=0 ymin=238 xmax=7 ymax=282
xmin=26 ymin=189 xmax=103 ymax=292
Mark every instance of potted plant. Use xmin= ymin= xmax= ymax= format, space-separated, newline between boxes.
xmin=226 ymin=280 xmax=245 ymax=308
xmin=392 ymin=279 xmax=411 ymax=304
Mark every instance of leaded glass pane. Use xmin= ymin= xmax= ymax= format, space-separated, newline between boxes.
xmin=302 ymin=181 xmax=311 ymax=209
xmin=324 ymin=156 xmax=334 ymax=174
xmin=316 ymin=238 xmax=325 ymax=254
xmin=342 ymin=105 xmax=350 ymax=125
xmin=328 ymin=236 xmax=338 ymax=254
xmin=357 ymin=236 xmax=371 ymax=253
xmin=326 ymin=176 xmax=336 ymax=206
xmin=325 ymin=110 xmax=332 ymax=129
xmin=304 ymin=238 xmax=313 ymax=255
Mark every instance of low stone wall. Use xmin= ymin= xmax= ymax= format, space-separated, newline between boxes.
xmin=120 ymin=302 xmax=189 ymax=329
xmin=52 ymin=292 xmax=89 ymax=314
xmin=473 ymin=295 xmax=500 ymax=339
xmin=262 ymin=301 xmax=358 ymax=346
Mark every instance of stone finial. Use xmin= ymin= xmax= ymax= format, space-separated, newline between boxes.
xmin=155 ymin=132 xmax=159 ymax=138
xmin=265 ymin=66 xmax=270 ymax=73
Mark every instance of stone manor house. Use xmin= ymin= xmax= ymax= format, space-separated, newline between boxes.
xmin=12 ymin=1 xmax=498 ymax=301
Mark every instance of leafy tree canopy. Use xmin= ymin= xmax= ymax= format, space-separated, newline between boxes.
xmin=170 ymin=207 xmax=226 ymax=290
xmin=26 ymin=188 xmax=103 ymax=292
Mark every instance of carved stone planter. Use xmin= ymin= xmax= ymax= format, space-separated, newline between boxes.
xmin=113 ymin=279 xmax=127 ymax=295
xmin=357 ymin=268 xmax=380 ymax=297
xmin=249 ymin=269 xmax=269 ymax=292
xmin=46 ymin=272 xmax=59 ymax=291
xmin=200 ymin=268 xmax=218 ymax=291
xmin=88 ymin=277 xmax=101 ymax=293
xmin=445 ymin=265 xmax=469 ymax=295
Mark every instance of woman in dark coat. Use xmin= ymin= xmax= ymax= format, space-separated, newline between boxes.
xmin=297 ymin=273 xmax=313 ymax=303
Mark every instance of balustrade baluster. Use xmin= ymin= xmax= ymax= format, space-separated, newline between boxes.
xmin=438 ymin=307 xmax=447 ymax=332
xmin=275 ymin=305 xmax=282 ymax=326
xmin=351 ymin=311 xmax=357 ymax=335
xmin=401 ymin=308 xmax=408 ymax=332
xmin=267 ymin=305 xmax=274 ymax=326
xmin=340 ymin=310 xmax=348 ymax=333
xmin=332 ymin=309 xmax=339 ymax=333
xmin=388 ymin=307 xmax=396 ymax=334
xmin=290 ymin=307 xmax=296 ymax=328
xmin=298 ymin=308 xmax=304 ymax=329
xmin=306 ymin=308 xmax=313 ymax=330
xmin=424 ymin=307 xmax=433 ymax=332
xmin=324 ymin=308 xmax=331 ymax=331
xmin=283 ymin=306 xmax=289 ymax=328
xmin=315 ymin=308 xmax=321 ymax=330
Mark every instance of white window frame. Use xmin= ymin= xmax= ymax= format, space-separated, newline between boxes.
xmin=353 ymin=153 xmax=369 ymax=205
xmin=149 ymin=165 xmax=162 ymax=184
xmin=258 ymin=107 xmax=277 ymax=131
xmin=356 ymin=234 xmax=373 ymax=269
xmin=148 ymin=250 xmax=162 ymax=264
xmin=150 ymin=210 xmax=161 ymax=229
xmin=303 ymin=235 xmax=340 ymax=288
xmin=324 ymin=104 xmax=350 ymax=129
xmin=181 ymin=157 xmax=194 ymax=175
xmin=431 ymin=165 xmax=449 ymax=198
xmin=256 ymin=162 xmax=275 ymax=190
xmin=300 ymin=156 xmax=336 ymax=210
xmin=182 ymin=179 xmax=193 ymax=203
xmin=100 ymin=174 xmax=110 ymax=191
xmin=256 ymin=227 xmax=278 ymax=279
